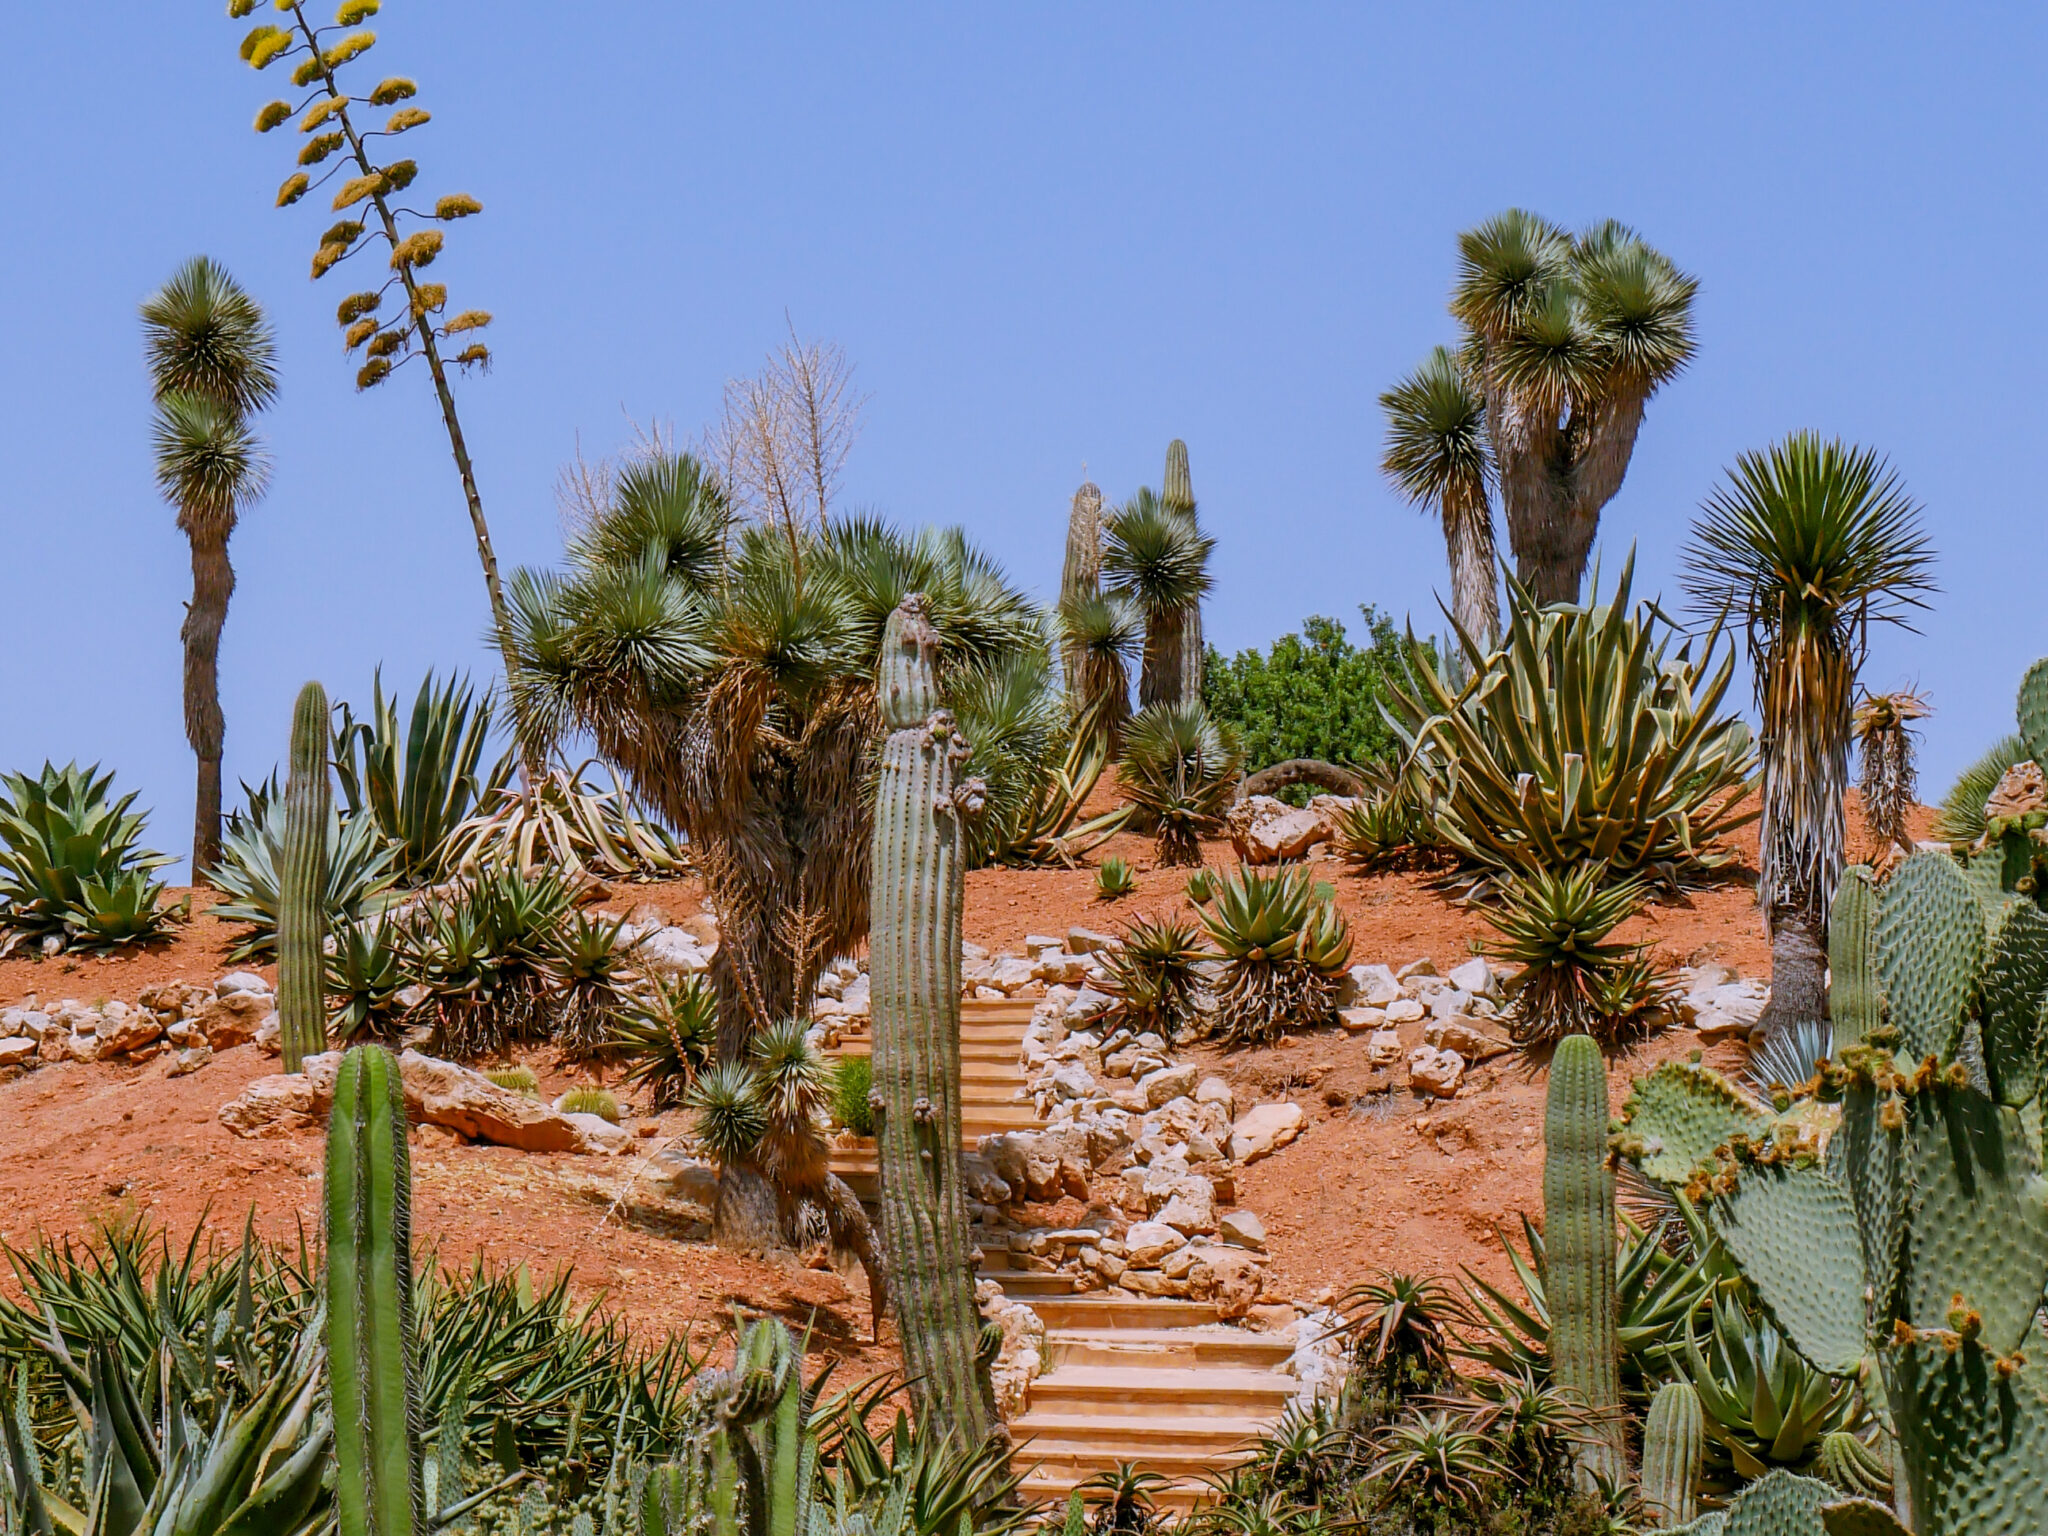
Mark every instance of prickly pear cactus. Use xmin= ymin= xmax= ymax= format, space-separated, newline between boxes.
xmin=1543 ymin=1033 xmax=1625 ymax=1489
xmin=1642 ymin=1380 xmax=1705 ymax=1527
xmin=1618 ymin=847 xmax=2048 ymax=1534
xmin=867 ymin=595 xmax=997 ymax=1451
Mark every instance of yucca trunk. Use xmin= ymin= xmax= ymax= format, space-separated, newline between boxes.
xmin=868 ymin=595 xmax=996 ymax=1449
xmin=1138 ymin=608 xmax=1185 ymax=710
xmin=182 ymin=532 xmax=235 ymax=880
xmin=1442 ymin=479 xmax=1500 ymax=654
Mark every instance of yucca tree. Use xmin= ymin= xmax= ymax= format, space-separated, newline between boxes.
xmin=1103 ymin=487 xmax=1214 ymax=710
xmin=1684 ymin=433 xmax=1935 ymax=1037
xmin=141 ymin=257 xmax=278 ymax=880
xmin=1380 ymin=346 xmax=1499 ymax=657
xmin=1397 ymin=210 xmax=1696 ymax=607
xmin=508 ymin=449 xmax=1041 ymax=1051
xmin=1058 ymin=590 xmax=1142 ymax=752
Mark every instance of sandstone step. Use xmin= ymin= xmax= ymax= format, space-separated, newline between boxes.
xmin=1010 ymin=1295 xmax=1228 ymax=1329
xmin=1044 ymin=1328 xmax=1295 ymax=1370
xmin=1008 ymin=1410 xmax=1271 ymax=1456
xmin=1025 ymin=1366 xmax=1298 ymax=1420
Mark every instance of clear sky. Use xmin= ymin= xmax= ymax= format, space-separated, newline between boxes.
xmin=5 ymin=4 xmax=2043 ymax=874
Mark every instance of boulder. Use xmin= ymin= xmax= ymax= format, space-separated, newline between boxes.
xmin=988 ymin=957 xmax=1038 ymax=994
xmin=1449 ymin=957 xmax=1497 ymax=997
xmin=1427 ymin=988 xmax=1472 ymax=1020
xmin=0 ymin=1008 xmax=41 ymax=1040
xmin=1986 ymin=760 xmax=2048 ymax=820
xmin=217 ymin=1074 xmax=317 ymax=1136
xmin=1228 ymin=1102 xmax=1305 ymax=1164
xmin=1338 ymin=1006 xmax=1384 ymax=1034
xmin=1218 ymin=1209 xmax=1267 ymax=1251
xmin=1046 ymin=1063 xmax=1095 ymax=1102
xmin=1407 ymin=1046 xmax=1466 ymax=1098
xmin=215 ymin=971 xmax=271 ymax=998
xmin=1423 ymin=1016 xmax=1511 ymax=1063
xmin=1384 ymin=998 xmax=1426 ymax=1025
xmin=1364 ymin=1029 xmax=1405 ymax=1067
xmin=1191 ymin=1247 xmax=1264 ymax=1319
xmin=1156 ymin=1192 xmax=1217 ymax=1237
xmin=0 ymin=1037 xmax=38 ymax=1069
xmin=1227 ymin=796 xmax=1326 ymax=864
xmin=1066 ymin=926 xmax=1117 ymax=955
xmin=1397 ymin=957 xmax=1438 ymax=980
xmin=563 ymin=1112 xmax=632 ymax=1155
xmin=1694 ymin=979 xmax=1768 ymax=1041
xmin=960 ymin=1152 xmax=1013 ymax=1206
xmin=1122 ymin=1220 xmax=1184 ymax=1267
xmin=1138 ymin=1062 xmax=1199 ymax=1109
xmin=1349 ymin=964 xmax=1401 ymax=1007
xmin=196 ymin=990 xmax=271 ymax=1050
xmin=96 ymin=1009 xmax=164 ymax=1057
xmin=1064 ymin=987 xmax=1115 ymax=1023
xmin=167 ymin=1046 xmax=212 ymax=1078
xmin=254 ymin=1015 xmax=281 ymax=1057
xmin=1123 ymin=1268 xmax=1191 ymax=1298
xmin=1195 ymin=1076 xmax=1234 ymax=1113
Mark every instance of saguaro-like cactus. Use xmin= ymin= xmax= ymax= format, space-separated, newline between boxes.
xmin=868 ymin=595 xmax=997 ymax=1449
xmin=327 ymin=1044 xmax=423 ymax=1536
xmin=1641 ymin=1380 xmax=1704 ymax=1527
xmin=1620 ymin=845 xmax=2048 ymax=1535
xmin=1061 ymin=480 xmax=1105 ymax=695
xmin=1161 ymin=439 xmax=1204 ymax=704
xmin=1544 ymin=1032 xmax=1624 ymax=1489
xmin=278 ymin=680 xmax=330 ymax=1071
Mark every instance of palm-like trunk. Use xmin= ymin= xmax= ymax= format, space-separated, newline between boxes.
xmin=182 ymin=533 xmax=234 ymax=881
xmin=1442 ymin=480 xmax=1501 ymax=652
xmin=1138 ymin=607 xmax=1184 ymax=709
xmin=1486 ymin=373 xmax=1651 ymax=606
xmin=1757 ymin=904 xmax=1828 ymax=1040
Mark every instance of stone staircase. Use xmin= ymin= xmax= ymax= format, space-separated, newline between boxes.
xmin=828 ymin=999 xmax=1298 ymax=1514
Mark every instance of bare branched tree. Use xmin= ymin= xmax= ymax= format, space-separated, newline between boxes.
xmin=709 ymin=319 xmax=868 ymax=560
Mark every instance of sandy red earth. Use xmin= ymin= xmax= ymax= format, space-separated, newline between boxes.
xmin=0 ymin=793 xmax=1925 ymax=1376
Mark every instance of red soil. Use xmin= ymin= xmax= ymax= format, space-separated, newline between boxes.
xmin=0 ymin=791 xmax=1928 ymax=1365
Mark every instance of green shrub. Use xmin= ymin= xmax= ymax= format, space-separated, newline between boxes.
xmin=1202 ymin=608 xmax=1411 ymax=781
xmin=559 ymin=1086 xmax=620 ymax=1123
xmin=214 ymin=772 xmax=399 ymax=961
xmin=485 ymin=1064 xmax=540 ymax=1096
xmin=1094 ymin=857 xmax=1136 ymax=900
xmin=833 ymin=1053 xmax=875 ymax=1136
xmin=0 ymin=762 xmax=178 ymax=952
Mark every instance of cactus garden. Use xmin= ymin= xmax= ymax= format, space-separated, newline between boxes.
xmin=4 ymin=7 xmax=2039 ymax=1534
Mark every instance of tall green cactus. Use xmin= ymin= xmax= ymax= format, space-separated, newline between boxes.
xmin=1826 ymin=867 xmax=1880 ymax=1045
xmin=1161 ymin=438 xmax=1203 ymax=704
xmin=1642 ymin=1380 xmax=1705 ymax=1527
xmin=327 ymin=1044 xmax=422 ymax=1536
xmin=1061 ymin=481 xmax=1104 ymax=695
xmin=278 ymin=680 xmax=331 ymax=1071
xmin=1620 ymin=847 xmax=2048 ymax=1535
xmin=1543 ymin=1032 xmax=1624 ymax=1489
xmin=867 ymin=595 xmax=997 ymax=1450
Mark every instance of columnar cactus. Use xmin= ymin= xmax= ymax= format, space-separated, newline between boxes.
xmin=327 ymin=1044 xmax=423 ymax=1536
xmin=1162 ymin=438 xmax=1204 ymax=704
xmin=1827 ymin=867 xmax=1880 ymax=1045
xmin=1061 ymin=480 xmax=1104 ymax=694
xmin=1543 ymin=1032 xmax=1625 ymax=1489
xmin=867 ymin=595 xmax=998 ymax=1449
xmin=278 ymin=680 xmax=330 ymax=1071
xmin=1641 ymin=1380 xmax=1705 ymax=1527
xmin=1619 ymin=846 xmax=2048 ymax=1535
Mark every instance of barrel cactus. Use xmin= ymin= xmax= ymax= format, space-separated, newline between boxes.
xmin=1542 ymin=1033 xmax=1626 ymax=1489
xmin=278 ymin=680 xmax=331 ymax=1071
xmin=1618 ymin=847 xmax=2048 ymax=1534
xmin=867 ymin=595 xmax=998 ymax=1449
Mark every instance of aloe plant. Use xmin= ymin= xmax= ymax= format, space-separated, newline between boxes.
xmin=1199 ymin=864 xmax=1352 ymax=1045
xmin=0 ymin=762 xmax=176 ymax=953
xmin=1117 ymin=701 xmax=1242 ymax=866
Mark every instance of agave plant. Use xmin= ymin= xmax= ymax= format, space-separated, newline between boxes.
xmin=1097 ymin=914 xmax=1208 ymax=1043
xmin=440 ymin=761 xmax=686 ymax=882
xmin=332 ymin=668 xmax=514 ymax=885
xmin=402 ymin=865 xmax=575 ymax=1058
xmin=0 ymin=763 xmax=177 ymax=953
xmin=614 ymin=974 xmax=718 ymax=1109
xmin=547 ymin=908 xmax=634 ymax=1059
xmin=1678 ymin=1289 xmax=1866 ymax=1481
xmin=1330 ymin=791 xmax=1417 ymax=871
xmin=1485 ymin=863 xmax=1671 ymax=1046
xmin=211 ymin=772 xmax=399 ymax=961
xmin=1385 ymin=553 xmax=1755 ymax=893
xmin=327 ymin=913 xmax=409 ymax=1038
xmin=1200 ymin=865 xmax=1352 ymax=1046
xmin=1457 ymin=1208 xmax=1718 ymax=1401
xmin=1094 ymin=857 xmax=1137 ymax=901
xmin=1117 ymin=702 xmax=1242 ymax=866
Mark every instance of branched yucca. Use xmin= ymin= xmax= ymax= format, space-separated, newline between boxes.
xmin=1486 ymin=864 xmax=1669 ymax=1046
xmin=614 ymin=974 xmax=718 ymax=1109
xmin=1098 ymin=914 xmax=1207 ymax=1043
xmin=1200 ymin=865 xmax=1352 ymax=1046
xmin=1117 ymin=702 xmax=1242 ymax=866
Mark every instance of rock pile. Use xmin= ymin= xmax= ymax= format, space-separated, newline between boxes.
xmin=0 ymin=972 xmax=277 ymax=1078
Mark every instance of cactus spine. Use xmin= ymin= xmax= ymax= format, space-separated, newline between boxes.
xmin=326 ymin=1044 xmax=422 ymax=1536
xmin=1543 ymin=1032 xmax=1624 ymax=1490
xmin=1828 ymin=866 xmax=1880 ymax=1045
xmin=1162 ymin=439 xmax=1204 ymax=704
xmin=278 ymin=680 xmax=330 ymax=1071
xmin=1641 ymin=1381 xmax=1704 ymax=1527
xmin=867 ymin=595 xmax=997 ymax=1450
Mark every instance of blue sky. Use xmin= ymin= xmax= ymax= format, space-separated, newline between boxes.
xmin=5 ymin=4 xmax=2043 ymax=874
